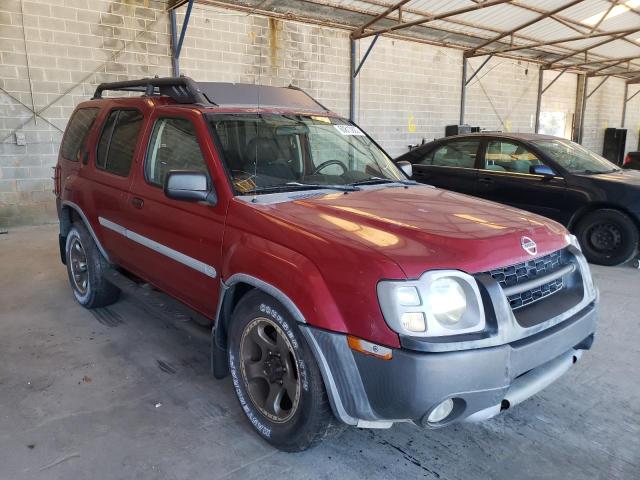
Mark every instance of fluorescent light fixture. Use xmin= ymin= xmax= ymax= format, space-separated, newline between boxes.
xmin=583 ymin=0 xmax=640 ymax=26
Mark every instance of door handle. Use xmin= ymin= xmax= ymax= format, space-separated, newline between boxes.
xmin=131 ymin=197 xmax=144 ymax=209
xmin=479 ymin=176 xmax=494 ymax=184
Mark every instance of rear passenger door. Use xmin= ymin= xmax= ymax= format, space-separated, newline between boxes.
xmin=476 ymin=138 xmax=567 ymax=222
xmin=85 ymin=107 xmax=145 ymax=265
xmin=411 ymin=139 xmax=481 ymax=196
xmin=123 ymin=110 xmax=227 ymax=318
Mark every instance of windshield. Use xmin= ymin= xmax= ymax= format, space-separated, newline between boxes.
xmin=532 ymin=139 xmax=619 ymax=174
xmin=208 ymin=114 xmax=404 ymax=194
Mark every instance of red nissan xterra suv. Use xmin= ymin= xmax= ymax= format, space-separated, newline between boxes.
xmin=55 ymin=77 xmax=598 ymax=451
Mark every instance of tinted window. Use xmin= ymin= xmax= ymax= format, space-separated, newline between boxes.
xmin=423 ymin=140 xmax=479 ymax=168
xmin=61 ymin=108 xmax=99 ymax=161
xmin=96 ymin=110 xmax=143 ymax=177
xmin=145 ymin=118 xmax=207 ymax=186
xmin=485 ymin=140 xmax=542 ymax=173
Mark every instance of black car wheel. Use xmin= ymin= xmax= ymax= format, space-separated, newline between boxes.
xmin=65 ymin=222 xmax=120 ymax=308
xmin=574 ymin=209 xmax=639 ymax=266
xmin=227 ymin=290 xmax=338 ymax=451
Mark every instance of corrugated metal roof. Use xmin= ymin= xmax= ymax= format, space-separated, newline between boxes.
xmin=179 ymin=0 xmax=640 ymax=77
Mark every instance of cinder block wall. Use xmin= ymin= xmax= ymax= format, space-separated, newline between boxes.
xmin=355 ymin=36 xmax=462 ymax=157
xmin=0 ymin=0 xmax=172 ymax=228
xmin=0 ymin=0 xmax=633 ymax=228
xmin=540 ymin=70 xmax=578 ymax=139
xmin=625 ymin=90 xmax=640 ymax=154
xmin=174 ymin=6 xmax=351 ymax=116
xmin=582 ymin=76 xmax=626 ymax=154
xmin=464 ymin=56 xmax=539 ymax=134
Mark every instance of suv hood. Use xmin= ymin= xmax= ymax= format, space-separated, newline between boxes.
xmin=253 ymin=185 xmax=569 ymax=277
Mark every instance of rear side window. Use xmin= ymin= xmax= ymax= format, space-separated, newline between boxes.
xmin=422 ymin=140 xmax=480 ymax=168
xmin=145 ymin=117 xmax=207 ymax=187
xmin=96 ymin=109 xmax=143 ymax=177
xmin=60 ymin=108 xmax=99 ymax=161
xmin=485 ymin=140 xmax=542 ymax=173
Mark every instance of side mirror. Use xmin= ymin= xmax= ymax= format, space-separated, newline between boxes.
xmin=164 ymin=171 xmax=216 ymax=204
xmin=530 ymin=164 xmax=556 ymax=177
xmin=397 ymin=160 xmax=413 ymax=178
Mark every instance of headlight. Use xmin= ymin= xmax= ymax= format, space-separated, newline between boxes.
xmin=377 ymin=271 xmax=485 ymax=337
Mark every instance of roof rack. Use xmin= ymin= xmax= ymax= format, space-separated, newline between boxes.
xmin=92 ymin=76 xmax=331 ymax=113
xmin=93 ymin=76 xmax=208 ymax=104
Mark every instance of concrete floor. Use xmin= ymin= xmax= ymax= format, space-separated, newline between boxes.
xmin=0 ymin=225 xmax=638 ymax=480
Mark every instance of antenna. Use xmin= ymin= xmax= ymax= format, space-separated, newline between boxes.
xmin=251 ymin=31 xmax=265 ymax=204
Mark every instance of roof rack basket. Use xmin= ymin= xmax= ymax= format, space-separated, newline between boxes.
xmin=92 ymin=76 xmax=208 ymax=104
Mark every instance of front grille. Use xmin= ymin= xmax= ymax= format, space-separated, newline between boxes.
xmin=484 ymin=249 xmax=569 ymax=310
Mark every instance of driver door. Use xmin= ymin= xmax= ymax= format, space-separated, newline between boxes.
xmin=476 ymin=138 xmax=567 ymax=223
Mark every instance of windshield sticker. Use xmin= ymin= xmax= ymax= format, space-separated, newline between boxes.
xmin=334 ymin=124 xmax=365 ymax=136
xmin=311 ymin=116 xmax=331 ymax=124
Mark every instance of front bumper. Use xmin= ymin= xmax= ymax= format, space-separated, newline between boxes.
xmin=300 ymin=300 xmax=596 ymax=428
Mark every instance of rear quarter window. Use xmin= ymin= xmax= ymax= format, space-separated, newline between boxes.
xmin=60 ymin=108 xmax=99 ymax=161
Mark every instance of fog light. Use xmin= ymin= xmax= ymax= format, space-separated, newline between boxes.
xmin=401 ymin=312 xmax=426 ymax=332
xmin=428 ymin=398 xmax=454 ymax=423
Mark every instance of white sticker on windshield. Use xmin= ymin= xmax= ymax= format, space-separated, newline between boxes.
xmin=334 ymin=124 xmax=365 ymax=136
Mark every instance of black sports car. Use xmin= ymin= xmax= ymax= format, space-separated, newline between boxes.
xmin=395 ymin=133 xmax=640 ymax=266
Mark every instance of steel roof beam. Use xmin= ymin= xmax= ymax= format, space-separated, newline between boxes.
xmin=351 ymin=0 xmax=412 ymax=39
xmin=543 ymin=29 xmax=640 ymax=69
xmin=351 ymin=0 xmax=512 ymax=40
xmin=466 ymin=0 xmax=583 ymax=57
xmin=590 ymin=58 xmax=630 ymax=75
xmin=589 ymin=0 xmax=621 ymax=34
xmin=558 ymin=55 xmax=640 ymax=69
xmin=470 ymin=26 xmax=640 ymax=57
xmin=594 ymin=68 xmax=640 ymax=76
xmin=509 ymin=0 xmax=640 ymax=53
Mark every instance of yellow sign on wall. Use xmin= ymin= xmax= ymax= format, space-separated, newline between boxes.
xmin=408 ymin=114 xmax=416 ymax=133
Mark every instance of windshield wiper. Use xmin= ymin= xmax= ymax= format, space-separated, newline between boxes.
xmin=243 ymin=182 xmax=360 ymax=194
xmin=576 ymin=168 xmax=619 ymax=175
xmin=285 ymin=182 xmax=360 ymax=191
xmin=350 ymin=177 xmax=418 ymax=186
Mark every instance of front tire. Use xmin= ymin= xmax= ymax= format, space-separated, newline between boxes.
xmin=65 ymin=222 xmax=120 ymax=308
xmin=574 ymin=209 xmax=639 ymax=266
xmin=228 ymin=290 xmax=337 ymax=451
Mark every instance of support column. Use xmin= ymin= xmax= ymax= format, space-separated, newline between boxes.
xmin=170 ymin=10 xmax=179 ymax=76
xmin=535 ymin=68 xmax=544 ymax=133
xmin=459 ymin=57 xmax=467 ymax=125
xmin=622 ymin=83 xmax=629 ymax=128
xmin=578 ymin=75 xmax=588 ymax=144
xmin=350 ymin=38 xmax=356 ymax=121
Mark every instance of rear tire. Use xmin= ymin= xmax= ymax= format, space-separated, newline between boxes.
xmin=227 ymin=290 xmax=338 ymax=451
xmin=574 ymin=209 xmax=639 ymax=266
xmin=65 ymin=222 xmax=120 ymax=308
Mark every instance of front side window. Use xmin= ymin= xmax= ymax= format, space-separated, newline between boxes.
xmin=145 ymin=118 xmax=208 ymax=187
xmin=423 ymin=140 xmax=480 ymax=168
xmin=208 ymin=114 xmax=403 ymax=194
xmin=61 ymin=108 xmax=99 ymax=161
xmin=532 ymin=139 xmax=619 ymax=174
xmin=96 ymin=109 xmax=143 ymax=177
xmin=485 ymin=140 xmax=542 ymax=173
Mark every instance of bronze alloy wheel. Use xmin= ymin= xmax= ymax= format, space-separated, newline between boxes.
xmin=239 ymin=317 xmax=301 ymax=423
xmin=69 ymin=236 xmax=89 ymax=296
